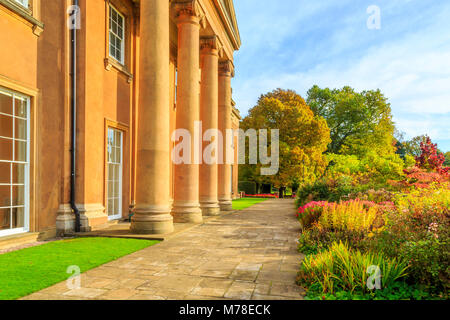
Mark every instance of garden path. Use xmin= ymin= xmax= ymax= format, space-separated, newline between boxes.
xmin=23 ymin=199 xmax=305 ymax=300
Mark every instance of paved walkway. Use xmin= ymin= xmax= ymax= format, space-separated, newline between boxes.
xmin=23 ymin=199 xmax=305 ymax=300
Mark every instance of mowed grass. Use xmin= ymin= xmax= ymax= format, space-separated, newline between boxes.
xmin=0 ymin=237 xmax=159 ymax=300
xmin=232 ymin=198 xmax=269 ymax=210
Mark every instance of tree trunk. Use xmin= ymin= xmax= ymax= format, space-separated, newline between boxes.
xmin=279 ymin=186 xmax=286 ymax=198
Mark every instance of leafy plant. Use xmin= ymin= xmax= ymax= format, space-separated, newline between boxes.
xmin=297 ymin=242 xmax=409 ymax=294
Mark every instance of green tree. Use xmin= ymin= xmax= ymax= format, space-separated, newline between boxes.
xmin=444 ymin=151 xmax=450 ymax=167
xmin=402 ymin=135 xmax=430 ymax=157
xmin=306 ymin=85 xmax=396 ymax=157
xmin=240 ymin=89 xmax=330 ymax=197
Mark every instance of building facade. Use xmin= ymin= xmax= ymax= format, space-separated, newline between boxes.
xmin=0 ymin=0 xmax=241 ymax=244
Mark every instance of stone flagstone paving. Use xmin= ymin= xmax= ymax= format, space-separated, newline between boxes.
xmin=23 ymin=199 xmax=306 ymax=300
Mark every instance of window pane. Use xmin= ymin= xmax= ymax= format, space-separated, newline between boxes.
xmin=114 ymin=180 xmax=120 ymax=197
xmin=107 ymin=200 xmax=114 ymax=216
xmin=109 ymin=45 xmax=115 ymax=60
xmin=108 ymin=128 xmax=114 ymax=144
xmin=114 ymin=163 xmax=119 ymax=180
xmin=12 ymin=207 xmax=24 ymax=228
xmin=108 ymin=165 xmax=114 ymax=181
xmin=110 ymin=33 xmax=115 ymax=47
xmin=12 ymin=163 xmax=25 ymax=184
xmin=0 ymin=185 xmax=10 ymax=208
xmin=0 ymin=114 xmax=13 ymax=138
xmin=112 ymin=21 xmax=117 ymax=34
xmin=14 ymin=98 xmax=27 ymax=118
xmin=115 ymin=147 xmax=121 ymax=164
xmin=0 ymin=162 xmax=10 ymax=184
xmin=15 ymin=117 xmax=27 ymax=140
xmin=0 ymin=208 xmax=10 ymax=231
xmin=112 ymin=146 xmax=118 ymax=163
xmin=114 ymin=198 xmax=120 ymax=215
xmin=0 ymin=91 xmax=12 ymax=115
xmin=14 ymin=140 xmax=27 ymax=162
xmin=0 ymin=138 xmax=13 ymax=161
xmin=107 ymin=145 xmax=114 ymax=163
xmin=12 ymin=185 xmax=24 ymax=206
xmin=116 ymin=47 xmax=121 ymax=61
xmin=114 ymin=131 xmax=121 ymax=147
xmin=108 ymin=180 xmax=114 ymax=198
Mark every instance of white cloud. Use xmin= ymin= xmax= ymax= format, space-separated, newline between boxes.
xmin=233 ymin=0 xmax=450 ymax=146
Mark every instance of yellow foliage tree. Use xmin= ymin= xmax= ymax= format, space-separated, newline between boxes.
xmin=240 ymin=89 xmax=331 ymax=195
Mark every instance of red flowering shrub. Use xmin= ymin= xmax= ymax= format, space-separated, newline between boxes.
xmin=244 ymin=193 xmax=278 ymax=199
xmin=297 ymin=201 xmax=332 ymax=229
xmin=415 ymin=137 xmax=449 ymax=175
xmin=390 ymin=167 xmax=450 ymax=189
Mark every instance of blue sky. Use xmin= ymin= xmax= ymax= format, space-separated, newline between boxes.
xmin=232 ymin=0 xmax=450 ymax=152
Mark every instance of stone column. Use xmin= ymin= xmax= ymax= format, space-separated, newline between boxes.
xmin=199 ymin=36 xmax=220 ymax=216
xmin=218 ymin=60 xmax=234 ymax=211
xmin=171 ymin=0 xmax=203 ymax=223
xmin=131 ymin=0 xmax=173 ymax=234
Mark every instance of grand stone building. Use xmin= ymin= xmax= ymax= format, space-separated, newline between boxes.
xmin=0 ymin=0 xmax=241 ymax=246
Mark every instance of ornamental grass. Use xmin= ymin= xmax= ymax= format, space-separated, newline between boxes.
xmin=297 ymin=241 xmax=409 ymax=294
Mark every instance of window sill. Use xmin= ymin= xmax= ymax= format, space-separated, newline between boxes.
xmin=104 ymin=57 xmax=133 ymax=83
xmin=0 ymin=0 xmax=44 ymax=36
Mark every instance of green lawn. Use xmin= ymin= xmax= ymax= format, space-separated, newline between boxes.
xmin=232 ymin=198 xmax=269 ymax=210
xmin=0 ymin=237 xmax=158 ymax=300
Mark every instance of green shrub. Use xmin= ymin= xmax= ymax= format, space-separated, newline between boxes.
xmin=238 ymin=181 xmax=256 ymax=195
xmin=296 ymin=179 xmax=331 ymax=207
xmin=401 ymin=239 xmax=449 ymax=292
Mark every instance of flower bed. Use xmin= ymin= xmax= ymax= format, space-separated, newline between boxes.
xmin=244 ymin=193 xmax=279 ymax=199
xmin=296 ymin=184 xmax=450 ymax=300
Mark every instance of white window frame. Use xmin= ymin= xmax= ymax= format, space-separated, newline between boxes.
xmin=108 ymin=5 xmax=125 ymax=65
xmin=106 ymin=128 xmax=123 ymax=221
xmin=0 ymin=87 xmax=30 ymax=237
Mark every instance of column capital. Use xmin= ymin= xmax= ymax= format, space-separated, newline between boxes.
xmin=200 ymin=36 xmax=221 ymax=56
xmin=172 ymin=0 xmax=203 ymax=19
xmin=219 ymin=60 xmax=234 ymax=77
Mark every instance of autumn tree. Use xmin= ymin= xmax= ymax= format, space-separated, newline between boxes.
xmin=306 ymin=85 xmax=396 ymax=157
xmin=415 ymin=137 xmax=447 ymax=174
xmin=240 ymin=89 xmax=330 ymax=197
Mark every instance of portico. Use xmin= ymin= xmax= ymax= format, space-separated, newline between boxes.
xmin=130 ymin=0 xmax=241 ymax=234
xmin=0 ymin=0 xmax=241 ymax=245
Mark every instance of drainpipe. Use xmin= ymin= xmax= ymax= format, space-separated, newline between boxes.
xmin=70 ymin=0 xmax=81 ymax=232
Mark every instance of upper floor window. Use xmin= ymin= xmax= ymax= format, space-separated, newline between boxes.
xmin=109 ymin=5 xmax=125 ymax=65
xmin=14 ymin=0 xmax=29 ymax=9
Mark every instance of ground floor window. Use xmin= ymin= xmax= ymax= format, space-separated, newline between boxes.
xmin=106 ymin=127 xmax=123 ymax=220
xmin=0 ymin=87 xmax=30 ymax=237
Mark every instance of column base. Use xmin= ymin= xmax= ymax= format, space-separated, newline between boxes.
xmin=200 ymin=200 xmax=221 ymax=216
xmin=55 ymin=204 xmax=96 ymax=236
xmin=219 ymin=198 xmax=233 ymax=211
xmin=130 ymin=204 xmax=174 ymax=234
xmin=171 ymin=201 xmax=203 ymax=223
